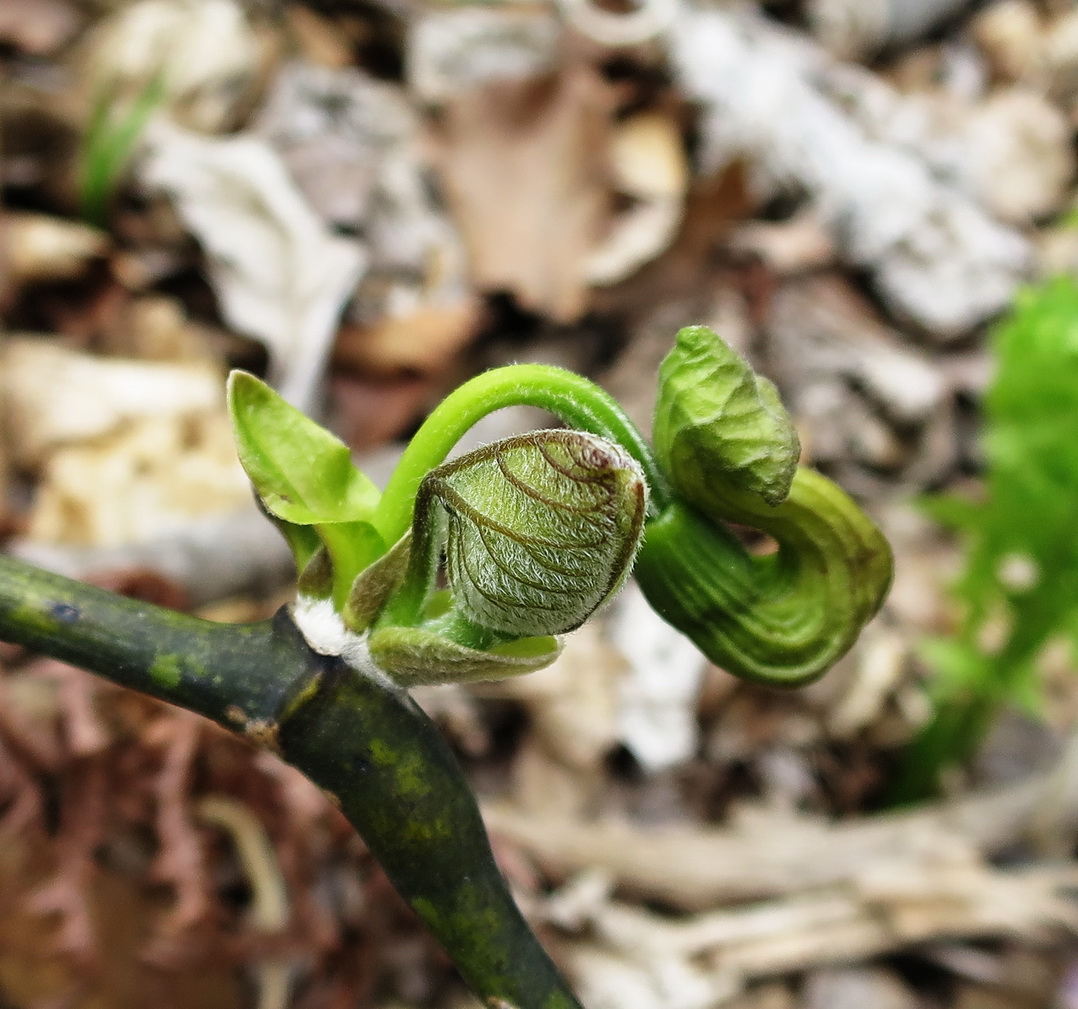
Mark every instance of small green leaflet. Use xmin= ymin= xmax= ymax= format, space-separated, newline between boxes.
xmin=227 ymin=370 xmax=380 ymax=527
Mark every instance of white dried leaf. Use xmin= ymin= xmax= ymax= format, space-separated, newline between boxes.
xmin=669 ymin=8 xmax=1031 ymax=337
xmin=139 ymin=122 xmax=366 ymax=410
xmin=407 ymin=7 xmax=561 ymax=104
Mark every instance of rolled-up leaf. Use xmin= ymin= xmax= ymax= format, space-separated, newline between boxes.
xmin=652 ymin=325 xmax=800 ymax=509
xmin=416 ymin=430 xmax=647 ymax=637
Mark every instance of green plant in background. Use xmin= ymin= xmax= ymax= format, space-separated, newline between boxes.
xmin=0 ymin=326 xmax=891 ymax=1009
xmin=893 ymin=277 xmax=1078 ymax=804
xmin=80 ymin=74 xmax=167 ymax=225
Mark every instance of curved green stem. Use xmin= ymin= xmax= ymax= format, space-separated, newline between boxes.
xmin=0 ymin=554 xmax=307 ymax=726
xmin=635 ymin=468 xmax=893 ymax=687
xmin=0 ymin=554 xmax=583 ymax=1009
xmin=373 ymin=363 xmax=669 ymax=546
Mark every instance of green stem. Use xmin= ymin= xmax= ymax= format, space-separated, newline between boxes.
xmin=891 ymin=621 xmax=1047 ymax=804
xmin=0 ymin=554 xmax=583 ymax=1009
xmin=888 ymin=694 xmax=998 ymax=805
xmin=373 ymin=363 xmax=669 ymax=546
xmin=0 ymin=553 xmax=307 ymax=726
xmin=635 ymin=468 xmax=893 ymax=687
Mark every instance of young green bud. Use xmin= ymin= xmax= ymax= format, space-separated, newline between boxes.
xmin=653 ymin=325 xmax=800 ymax=509
xmin=408 ymin=430 xmax=648 ymax=638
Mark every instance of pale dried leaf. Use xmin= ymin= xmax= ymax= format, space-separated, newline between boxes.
xmin=609 ymin=582 xmax=708 ymax=772
xmin=670 ymin=8 xmax=1031 ymax=336
xmin=0 ymin=212 xmax=109 ymax=284
xmin=587 ymin=113 xmax=688 ymax=286
xmin=0 ymin=338 xmax=223 ymax=469
xmin=407 ymin=7 xmax=561 ymax=104
xmin=27 ymin=413 xmax=250 ymax=547
xmin=139 ymin=122 xmax=366 ymax=410
xmin=436 ymin=67 xmax=613 ymax=321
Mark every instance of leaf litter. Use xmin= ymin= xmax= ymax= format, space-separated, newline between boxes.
xmin=4 ymin=1 xmax=1078 ymax=1007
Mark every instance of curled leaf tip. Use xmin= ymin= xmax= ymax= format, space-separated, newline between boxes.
xmin=640 ymin=326 xmax=892 ymax=687
xmin=653 ymin=325 xmax=800 ymax=509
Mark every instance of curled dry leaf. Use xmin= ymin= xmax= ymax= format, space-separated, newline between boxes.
xmin=139 ymin=122 xmax=366 ymax=410
xmin=762 ymin=276 xmax=956 ymax=491
xmin=586 ymin=112 xmax=689 ymax=287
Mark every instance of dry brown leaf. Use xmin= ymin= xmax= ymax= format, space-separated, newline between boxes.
xmin=435 ymin=66 xmax=614 ymax=322
xmin=332 ymin=299 xmax=480 ymax=378
xmin=283 ymin=4 xmax=355 ymax=69
xmin=0 ymin=0 xmax=81 ymax=55
xmin=102 ymin=294 xmax=217 ymax=363
xmin=329 ymin=372 xmax=438 ymax=450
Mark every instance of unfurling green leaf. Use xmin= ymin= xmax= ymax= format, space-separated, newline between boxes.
xmin=227 ymin=370 xmax=385 ymax=604
xmin=413 ymin=430 xmax=647 ymax=638
xmin=653 ymin=325 xmax=800 ymax=508
xmin=227 ymin=371 xmax=380 ymax=526
xmin=639 ymin=326 xmax=891 ymax=687
xmin=368 ymin=625 xmax=560 ymax=687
